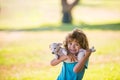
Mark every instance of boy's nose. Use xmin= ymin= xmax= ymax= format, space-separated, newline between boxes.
xmin=71 ymin=45 xmax=75 ymax=48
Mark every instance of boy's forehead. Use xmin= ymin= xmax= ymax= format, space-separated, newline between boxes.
xmin=68 ymin=38 xmax=78 ymax=43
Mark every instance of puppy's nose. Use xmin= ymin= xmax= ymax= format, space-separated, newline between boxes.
xmin=52 ymin=52 xmax=54 ymax=54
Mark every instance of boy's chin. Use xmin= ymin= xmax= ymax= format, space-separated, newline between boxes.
xmin=68 ymin=50 xmax=77 ymax=55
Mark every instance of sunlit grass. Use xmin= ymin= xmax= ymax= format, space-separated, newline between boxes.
xmin=0 ymin=30 xmax=120 ymax=80
xmin=83 ymin=63 xmax=120 ymax=80
xmin=0 ymin=0 xmax=120 ymax=79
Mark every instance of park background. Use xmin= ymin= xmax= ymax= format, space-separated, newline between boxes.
xmin=0 ymin=0 xmax=120 ymax=80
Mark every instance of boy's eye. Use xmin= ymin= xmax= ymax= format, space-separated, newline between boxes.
xmin=69 ymin=42 xmax=72 ymax=45
xmin=75 ymin=44 xmax=79 ymax=46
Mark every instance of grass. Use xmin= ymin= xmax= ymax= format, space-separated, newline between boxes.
xmin=0 ymin=0 xmax=120 ymax=80
xmin=0 ymin=29 xmax=120 ymax=80
xmin=83 ymin=63 xmax=120 ymax=80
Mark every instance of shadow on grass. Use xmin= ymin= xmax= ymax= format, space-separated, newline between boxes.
xmin=0 ymin=23 xmax=120 ymax=31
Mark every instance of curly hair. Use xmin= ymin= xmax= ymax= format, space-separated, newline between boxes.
xmin=63 ymin=28 xmax=89 ymax=51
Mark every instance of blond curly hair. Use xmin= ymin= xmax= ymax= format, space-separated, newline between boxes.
xmin=63 ymin=28 xmax=89 ymax=51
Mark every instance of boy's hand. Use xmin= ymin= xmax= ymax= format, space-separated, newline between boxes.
xmin=86 ymin=49 xmax=93 ymax=57
xmin=68 ymin=53 xmax=77 ymax=62
xmin=59 ymin=55 xmax=68 ymax=61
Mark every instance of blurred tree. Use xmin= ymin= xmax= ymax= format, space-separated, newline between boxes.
xmin=61 ymin=0 xmax=79 ymax=23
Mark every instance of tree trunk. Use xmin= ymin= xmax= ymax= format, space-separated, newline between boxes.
xmin=61 ymin=0 xmax=79 ymax=23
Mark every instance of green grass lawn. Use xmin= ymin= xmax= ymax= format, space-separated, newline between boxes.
xmin=0 ymin=29 xmax=120 ymax=80
xmin=0 ymin=0 xmax=120 ymax=80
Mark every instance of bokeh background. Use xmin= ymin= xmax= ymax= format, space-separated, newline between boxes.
xmin=0 ymin=0 xmax=120 ymax=80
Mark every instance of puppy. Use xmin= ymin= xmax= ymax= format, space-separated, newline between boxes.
xmin=77 ymin=46 xmax=96 ymax=61
xmin=49 ymin=43 xmax=67 ymax=59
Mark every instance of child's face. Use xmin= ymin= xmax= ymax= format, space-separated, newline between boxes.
xmin=67 ymin=40 xmax=81 ymax=55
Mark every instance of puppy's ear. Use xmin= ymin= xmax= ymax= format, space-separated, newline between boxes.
xmin=58 ymin=43 xmax=62 ymax=46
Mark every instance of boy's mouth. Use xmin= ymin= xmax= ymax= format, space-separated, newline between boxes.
xmin=69 ymin=49 xmax=77 ymax=53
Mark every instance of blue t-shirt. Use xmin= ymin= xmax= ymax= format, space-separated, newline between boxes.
xmin=57 ymin=60 xmax=88 ymax=80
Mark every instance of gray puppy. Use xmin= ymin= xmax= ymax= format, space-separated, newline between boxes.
xmin=49 ymin=43 xmax=67 ymax=59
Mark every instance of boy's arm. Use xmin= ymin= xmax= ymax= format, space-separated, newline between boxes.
xmin=50 ymin=55 xmax=67 ymax=66
xmin=73 ymin=49 xmax=92 ymax=73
